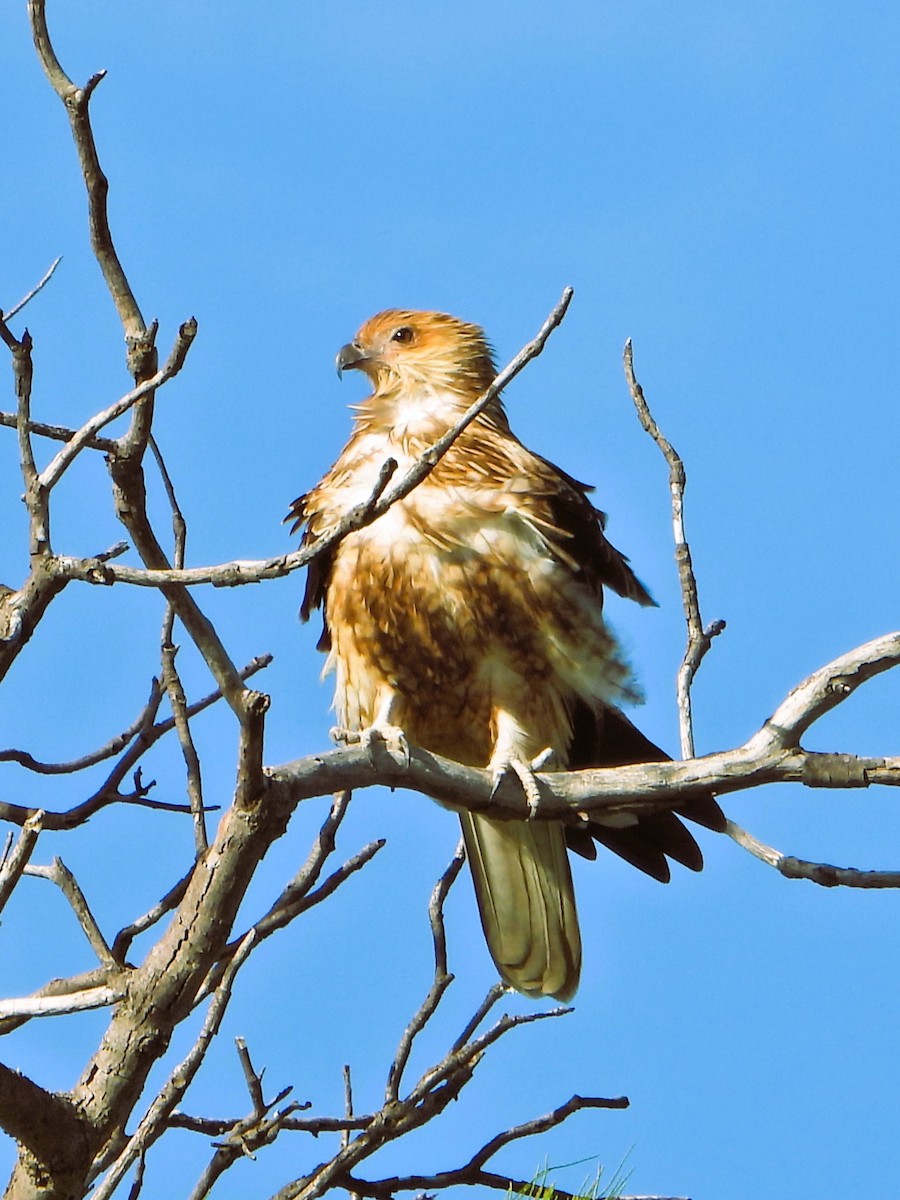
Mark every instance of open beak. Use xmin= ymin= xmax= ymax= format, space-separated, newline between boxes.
xmin=335 ymin=341 xmax=368 ymax=378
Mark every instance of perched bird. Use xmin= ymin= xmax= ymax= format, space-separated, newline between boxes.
xmin=289 ymin=309 xmax=723 ymax=1001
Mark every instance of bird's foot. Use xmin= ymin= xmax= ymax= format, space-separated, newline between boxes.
xmin=332 ymin=723 xmax=410 ymax=768
xmin=489 ymin=750 xmax=552 ymax=818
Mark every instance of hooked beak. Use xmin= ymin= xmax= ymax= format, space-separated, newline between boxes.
xmin=335 ymin=341 xmax=368 ymax=378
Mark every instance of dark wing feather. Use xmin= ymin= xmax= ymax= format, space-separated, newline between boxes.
xmin=530 ymin=453 xmax=657 ymax=607
xmin=565 ymin=702 xmax=725 ymax=876
xmin=285 ymin=493 xmax=333 ymax=649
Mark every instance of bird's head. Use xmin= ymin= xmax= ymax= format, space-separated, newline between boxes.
xmin=336 ymin=310 xmax=497 ymax=399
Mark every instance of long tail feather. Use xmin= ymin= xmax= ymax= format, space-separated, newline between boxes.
xmin=460 ymin=810 xmax=581 ymax=1001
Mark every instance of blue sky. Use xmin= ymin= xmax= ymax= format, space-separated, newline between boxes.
xmin=1 ymin=2 xmax=899 ymax=1197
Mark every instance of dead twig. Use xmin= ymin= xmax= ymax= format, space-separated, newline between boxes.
xmin=29 ymin=0 xmax=145 ymax=340
xmin=2 ymin=256 xmax=63 ymax=321
xmin=154 ymin=431 xmax=207 ymax=852
xmin=0 ymin=677 xmax=165 ymax=774
xmin=342 ymin=1093 xmax=629 ymax=1199
xmin=0 ymin=966 xmax=125 ymax=1037
xmin=624 ymin=339 xmax=725 ymax=757
xmin=112 ymin=868 xmax=194 ymax=965
xmin=161 ymin=642 xmax=207 ymax=854
xmin=341 ymin=1064 xmax=354 ymax=1152
xmin=0 ymin=653 xmax=271 ymax=831
xmin=1 ymin=654 xmax=270 ymax=778
xmin=0 ymin=313 xmax=47 ymax=557
xmin=201 ymin=793 xmax=381 ymax=996
xmin=0 ymin=810 xmax=43 ymax=915
xmin=168 ymin=1112 xmax=370 ymax=1137
xmin=386 ymin=842 xmax=465 ymax=1102
xmin=39 ymin=319 xmax=197 ymax=491
xmin=24 ymin=856 xmax=116 ymax=965
xmin=0 ymin=410 xmax=117 ymax=453
xmin=726 ymin=819 xmax=900 ymax=887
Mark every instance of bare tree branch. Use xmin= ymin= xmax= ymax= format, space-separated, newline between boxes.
xmin=0 ymin=653 xmax=271 ymax=830
xmin=0 ymin=967 xmax=124 ymax=1039
xmin=161 ymin=643 xmax=207 ymax=854
xmin=0 ymin=983 xmax=127 ymax=1020
xmin=0 ymin=679 xmax=164 ymax=775
xmin=202 ymin=793 xmax=383 ymax=995
xmin=29 ymin=0 xmax=145 ymax=340
xmin=25 ymin=0 xmax=251 ymax=738
xmin=235 ymin=1038 xmax=269 ymax=1117
xmin=341 ymin=1065 xmax=355 ymax=1151
xmin=386 ymin=843 xmax=465 ymax=1103
xmin=450 ymin=983 xmax=507 ymax=1054
xmin=111 ymin=869 xmax=194 ymax=966
xmin=2 ymin=256 xmax=63 ymax=321
xmin=0 ymin=654 xmax=270 ymax=780
xmin=267 ymin=632 xmax=900 ymax=836
xmin=31 ymin=290 xmax=574 ymax=595
xmin=0 ymin=314 xmax=46 ymax=558
xmin=107 ymin=443 xmax=263 ymax=718
xmin=154 ymin=433 xmax=208 ymax=854
xmin=38 ymin=320 xmax=197 ymax=492
xmin=172 ymin=853 xmax=581 ymax=1200
xmin=346 ymin=1170 xmax=681 ymax=1200
xmin=342 ymin=1093 xmax=628 ymax=1199
xmin=726 ymin=819 xmax=900 ymax=887
xmin=88 ymin=932 xmax=257 ymax=1200
xmin=23 ymin=857 xmax=116 ymax=966
xmin=0 ymin=412 xmax=117 ymax=454
xmin=624 ymin=340 xmax=725 ymax=758
xmin=168 ymin=1112 xmax=370 ymax=1138
xmin=0 ymin=1062 xmax=91 ymax=1184
xmin=0 ymin=710 xmax=300 ymax=1194
xmin=0 ymin=811 xmax=43 ymax=915
xmin=183 ymin=1039 xmax=303 ymax=1200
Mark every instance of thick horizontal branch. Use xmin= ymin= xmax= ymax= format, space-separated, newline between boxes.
xmin=0 ymin=964 xmax=121 ymax=1041
xmin=0 ymin=982 xmax=126 ymax=1020
xmin=267 ymin=738 xmax=900 ymax=822
xmin=347 ymin=1169 xmax=684 ymax=1200
xmin=267 ymin=632 xmax=900 ymax=822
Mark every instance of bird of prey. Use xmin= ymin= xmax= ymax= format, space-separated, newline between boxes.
xmin=289 ymin=309 xmax=723 ymax=1002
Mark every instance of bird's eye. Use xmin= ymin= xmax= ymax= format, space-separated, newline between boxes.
xmin=391 ymin=326 xmax=414 ymax=344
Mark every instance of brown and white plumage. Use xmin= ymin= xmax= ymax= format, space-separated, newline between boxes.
xmin=289 ymin=309 xmax=723 ymax=1001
